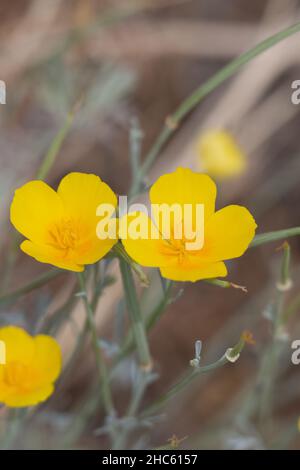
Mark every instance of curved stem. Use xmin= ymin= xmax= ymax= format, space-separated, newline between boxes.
xmin=142 ymin=335 xmax=246 ymax=419
xmin=251 ymin=227 xmax=300 ymax=247
xmin=115 ymin=277 xmax=172 ymax=364
xmin=0 ymin=269 xmax=62 ymax=305
xmin=118 ymin=258 xmax=152 ymax=370
xmin=259 ymin=244 xmax=291 ymax=423
xmin=36 ymin=101 xmax=79 ymax=181
xmin=142 ymin=355 xmax=228 ymax=418
xmin=131 ymin=22 xmax=300 ymax=196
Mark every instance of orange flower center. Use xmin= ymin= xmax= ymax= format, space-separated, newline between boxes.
xmin=49 ymin=219 xmax=80 ymax=251
xmin=160 ymin=238 xmax=187 ymax=264
xmin=4 ymin=361 xmax=30 ymax=387
xmin=159 ymin=222 xmax=204 ymax=265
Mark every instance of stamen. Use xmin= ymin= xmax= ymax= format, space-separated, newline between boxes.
xmin=49 ymin=219 xmax=79 ymax=251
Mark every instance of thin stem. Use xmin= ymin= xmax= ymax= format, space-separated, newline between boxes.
xmin=52 ymin=0 xmax=188 ymax=59
xmin=204 ymin=278 xmax=247 ymax=292
xmin=142 ymin=355 xmax=228 ymax=419
xmin=259 ymin=244 xmax=292 ymax=423
xmin=113 ymin=280 xmax=172 ymax=365
xmin=145 ymin=280 xmax=173 ymax=330
xmin=2 ymin=227 xmax=298 ymax=307
xmin=77 ymin=272 xmax=115 ymax=416
xmin=280 ymin=242 xmax=291 ymax=287
xmin=127 ymin=373 xmax=149 ymax=417
xmin=131 ymin=22 xmax=300 ymax=195
xmin=36 ymin=100 xmax=81 ymax=180
xmin=41 ymin=285 xmax=78 ymax=335
xmin=118 ymin=258 xmax=152 ymax=371
xmin=0 ymin=269 xmax=62 ymax=305
xmin=114 ymin=244 xmax=149 ymax=287
xmin=112 ymin=370 xmax=150 ymax=450
xmin=1 ymin=102 xmax=79 ymax=292
xmin=141 ymin=336 xmax=246 ymax=419
xmin=251 ymin=227 xmax=300 ymax=247
xmin=282 ymin=292 xmax=300 ymax=323
xmin=62 ymin=267 xmax=111 ymax=383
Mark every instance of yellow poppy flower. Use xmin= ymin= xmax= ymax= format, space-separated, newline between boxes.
xmin=120 ymin=167 xmax=257 ymax=282
xmin=10 ymin=172 xmax=118 ymax=272
xmin=196 ymin=130 xmax=246 ymax=179
xmin=0 ymin=326 xmax=61 ymax=408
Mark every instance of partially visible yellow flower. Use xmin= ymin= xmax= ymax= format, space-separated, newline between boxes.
xmin=196 ymin=130 xmax=246 ymax=179
xmin=10 ymin=172 xmax=118 ymax=272
xmin=120 ymin=167 xmax=256 ymax=282
xmin=0 ymin=326 xmax=61 ymax=408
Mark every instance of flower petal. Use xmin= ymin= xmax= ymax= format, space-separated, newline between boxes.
xmin=10 ymin=181 xmax=63 ymax=244
xmin=32 ymin=335 xmax=62 ymax=385
xmin=160 ymin=261 xmax=227 ymax=282
xmin=0 ymin=326 xmax=35 ymax=364
xmin=71 ymin=235 xmax=118 ymax=265
xmin=57 ymin=172 xmax=117 ymax=231
xmin=0 ymin=384 xmax=54 ymax=408
xmin=203 ymin=205 xmax=257 ymax=261
xmin=150 ymin=167 xmax=216 ymax=230
xmin=21 ymin=240 xmax=84 ymax=272
xmin=0 ymin=379 xmax=12 ymax=402
xmin=119 ymin=212 xmax=171 ymax=267
xmin=197 ymin=130 xmax=246 ymax=179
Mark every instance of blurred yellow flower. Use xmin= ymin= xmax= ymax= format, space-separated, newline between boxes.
xmin=196 ymin=130 xmax=246 ymax=179
xmin=120 ymin=167 xmax=256 ymax=282
xmin=10 ymin=172 xmax=117 ymax=272
xmin=0 ymin=326 xmax=61 ymax=408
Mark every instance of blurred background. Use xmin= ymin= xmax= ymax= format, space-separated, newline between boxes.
xmin=1 ymin=0 xmax=300 ymax=450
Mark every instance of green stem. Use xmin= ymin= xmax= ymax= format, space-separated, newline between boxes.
xmin=142 ymin=355 xmax=228 ymax=418
xmin=41 ymin=285 xmax=78 ymax=335
xmin=259 ymin=245 xmax=292 ymax=423
xmin=142 ymin=336 xmax=246 ymax=418
xmin=1 ymin=104 xmax=78 ymax=292
xmin=204 ymin=278 xmax=247 ymax=292
xmin=77 ymin=272 xmax=115 ymax=416
xmin=114 ymin=244 xmax=149 ymax=287
xmin=1 ymin=227 xmax=298 ymax=307
xmin=114 ymin=280 xmax=172 ymax=365
xmin=118 ymin=258 xmax=152 ymax=370
xmin=62 ymin=268 xmax=111 ymax=383
xmin=36 ymin=101 xmax=80 ymax=180
xmin=0 ymin=269 xmax=62 ymax=306
xmin=112 ymin=370 xmax=149 ymax=450
xmin=145 ymin=280 xmax=173 ymax=330
xmin=280 ymin=242 xmax=291 ymax=287
xmin=131 ymin=22 xmax=300 ymax=195
xmin=282 ymin=292 xmax=300 ymax=323
xmin=251 ymin=227 xmax=300 ymax=247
